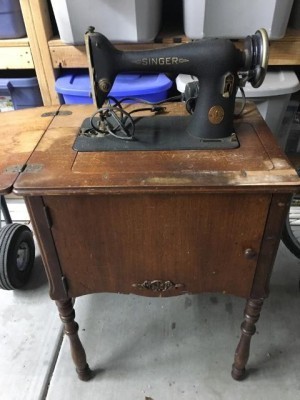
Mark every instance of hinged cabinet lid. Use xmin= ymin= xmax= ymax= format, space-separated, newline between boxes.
xmin=0 ymin=106 xmax=60 ymax=194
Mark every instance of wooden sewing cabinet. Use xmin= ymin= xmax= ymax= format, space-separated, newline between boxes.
xmin=1 ymin=103 xmax=299 ymax=381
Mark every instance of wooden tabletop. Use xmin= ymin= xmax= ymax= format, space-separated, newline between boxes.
xmin=0 ymin=106 xmax=58 ymax=194
xmin=9 ymin=102 xmax=300 ymax=195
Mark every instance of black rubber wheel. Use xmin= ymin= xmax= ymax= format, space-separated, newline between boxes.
xmin=0 ymin=223 xmax=35 ymax=290
xmin=282 ymin=194 xmax=300 ymax=259
xmin=281 ymin=166 xmax=300 ymax=259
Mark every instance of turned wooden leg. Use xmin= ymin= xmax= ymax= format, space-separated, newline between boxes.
xmin=231 ymin=298 xmax=264 ymax=380
xmin=55 ymin=298 xmax=92 ymax=381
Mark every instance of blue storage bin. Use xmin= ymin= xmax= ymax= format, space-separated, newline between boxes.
xmin=55 ymin=72 xmax=173 ymax=104
xmin=0 ymin=0 xmax=26 ymax=39
xmin=0 ymin=77 xmax=43 ymax=110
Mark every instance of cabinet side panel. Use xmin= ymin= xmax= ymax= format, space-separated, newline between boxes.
xmin=251 ymin=193 xmax=292 ymax=298
xmin=25 ymin=196 xmax=67 ymax=299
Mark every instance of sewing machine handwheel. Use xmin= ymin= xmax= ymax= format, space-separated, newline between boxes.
xmin=249 ymin=28 xmax=269 ymax=88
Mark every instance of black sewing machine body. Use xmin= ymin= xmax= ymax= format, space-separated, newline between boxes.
xmin=74 ymin=28 xmax=268 ymax=152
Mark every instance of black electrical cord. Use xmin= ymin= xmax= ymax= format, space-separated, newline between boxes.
xmin=89 ymin=95 xmax=182 ymax=141
xmin=90 ymin=106 xmax=135 ymax=140
xmin=234 ymin=87 xmax=246 ymax=117
xmin=88 ymin=91 xmax=246 ymax=141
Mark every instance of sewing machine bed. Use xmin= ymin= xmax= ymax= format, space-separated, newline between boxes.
xmin=2 ymin=102 xmax=299 ymax=381
xmin=75 ymin=115 xmax=238 ymax=151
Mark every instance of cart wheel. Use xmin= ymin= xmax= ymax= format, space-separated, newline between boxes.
xmin=281 ymin=168 xmax=300 ymax=259
xmin=0 ymin=223 xmax=35 ymax=290
xmin=282 ymin=193 xmax=300 ymax=259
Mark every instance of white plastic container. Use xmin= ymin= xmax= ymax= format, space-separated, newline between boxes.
xmin=236 ymin=71 xmax=300 ymax=140
xmin=176 ymin=71 xmax=300 ymax=147
xmin=50 ymin=0 xmax=162 ymax=44
xmin=183 ymin=0 xmax=294 ymax=39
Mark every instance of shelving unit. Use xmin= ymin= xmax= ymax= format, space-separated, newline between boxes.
xmin=19 ymin=0 xmax=59 ymax=105
xmin=48 ymin=28 xmax=300 ymax=68
xmin=268 ymin=28 xmax=300 ymax=65
xmin=0 ymin=0 xmax=58 ymax=105
xmin=0 ymin=38 xmax=33 ymax=69
xmin=2 ymin=0 xmax=300 ymax=106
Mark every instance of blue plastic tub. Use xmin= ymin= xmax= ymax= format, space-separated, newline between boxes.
xmin=0 ymin=0 xmax=26 ymax=39
xmin=55 ymin=72 xmax=173 ymax=104
xmin=0 ymin=77 xmax=43 ymax=110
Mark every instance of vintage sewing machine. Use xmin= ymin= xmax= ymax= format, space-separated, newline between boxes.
xmin=74 ymin=27 xmax=269 ymax=152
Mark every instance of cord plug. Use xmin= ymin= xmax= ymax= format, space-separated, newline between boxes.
xmin=151 ymin=106 xmax=166 ymax=114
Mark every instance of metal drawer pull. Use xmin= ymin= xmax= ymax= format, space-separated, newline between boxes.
xmin=132 ymin=280 xmax=184 ymax=292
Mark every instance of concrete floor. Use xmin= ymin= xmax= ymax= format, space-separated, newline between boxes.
xmin=0 ymin=204 xmax=300 ymax=399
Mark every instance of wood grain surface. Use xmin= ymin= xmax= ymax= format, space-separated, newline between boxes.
xmin=43 ymin=192 xmax=271 ymax=298
xmin=13 ymin=103 xmax=300 ymax=195
xmin=0 ymin=106 xmax=59 ymax=194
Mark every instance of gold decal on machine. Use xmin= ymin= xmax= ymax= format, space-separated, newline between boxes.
xmin=208 ymin=105 xmax=225 ymax=124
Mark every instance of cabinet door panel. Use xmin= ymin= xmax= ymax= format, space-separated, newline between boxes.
xmin=44 ymin=193 xmax=271 ymax=298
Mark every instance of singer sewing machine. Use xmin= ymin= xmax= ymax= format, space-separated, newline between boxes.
xmin=74 ymin=27 xmax=269 ymax=152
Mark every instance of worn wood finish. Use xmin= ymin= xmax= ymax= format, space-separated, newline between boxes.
xmin=5 ymin=104 xmax=300 ymax=380
xmin=0 ymin=106 xmax=59 ymax=194
xmin=13 ymin=103 xmax=299 ymax=195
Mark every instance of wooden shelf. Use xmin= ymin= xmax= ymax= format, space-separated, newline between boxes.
xmin=4 ymin=26 xmax=300 ymax=73
xmin=49 ymin=38 xmax=180 ymax=68
xmin=19 ymin=0 xmax=60 ymax=106
xmin=0 ymin=37 xmax=29 ymax=47
xmin=11 ymin=0 xmax=300 ymax=106
xmin=0 ymin=1 xmax=59 ymax=105
xmin=0 ymin=38 xmax=33 ymax=69
xmin=269 ymin=29 xmax=300 ymax=65
xmin=49 ymin=29 xmax=300 ymax=69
